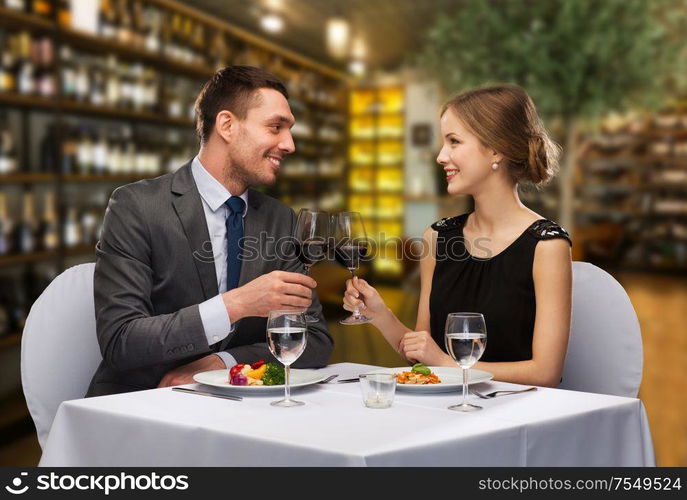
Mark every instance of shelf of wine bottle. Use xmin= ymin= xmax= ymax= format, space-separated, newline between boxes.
xmin=574 ymin=107 xmax=687 ymax=272
xmin=57 ymin=26 xmax=215 ymax=82
xmin=0 ymin=244 xmax=94 ymax=269
xmin=0 ymin=92 xmax=195 ymax=128
xmin=0 ymin=249 xmax=57 ymax=268
xmin=0 ymin=5 xmax=348 ymax=115
xmin=0 ymin=4 xmax=54 ymax=32
xmin=0 ymin=173 xmax=56 ymax=184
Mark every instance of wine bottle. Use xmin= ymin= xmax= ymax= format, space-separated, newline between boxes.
xmin=0 ymin=193 xmax=13 ymax=255
xmin=105 ymin=55 xmax=120 ymax=107
xmin=17 ymin=32 xmax=34 ymax=95
xmin=117 ymin=0 xmax=133 ymax=45
xmin=60 ymin=46 xmax=77 ymax=100
xmin=0 ymin=113 xmax=18 ymax=175
xmin=0 ymin=44 xmax=18 ymax=93
xmin=61 ymin=124 xmax=77 ymax=174
xmin=80 ymin=210 xmax=98 ymax=245
xmin=39 ymin=191 xmax=59 ymax=251
xmin=131 ymin=0 xmax=145 ymax=48
xmin=76 ymin=124 xmax=94 ymax=175
xmin=63 ymin=207 xmax=81 ymax=247
xmin=4 ymin=0 xmax=27 ymax=12
xmin=93 ymin=130 xmax=108 ymax=175
xmin=14 ymin=192 xmax=38 ymax=254
xmin=31 ymin=0 xmax=52 ymax=18
xmin=57 ymin=0 xmax=72 ymax=28
xmin=9 ymin=274 xmax=29 ymax=332
xmin=99 ymin=0 xmax=116 ymax=39
xmin=75 ymin=61 xmax=90 ymax=103
xmin=40 ymin=123 xmax=57 ymax=173
xmin=37 ymin=36 xmax=55 ymax=98
xmin=123 ymin=127 xmax=136 ymax=174
xmin=106 ymin=127 xmax=122 ymax=174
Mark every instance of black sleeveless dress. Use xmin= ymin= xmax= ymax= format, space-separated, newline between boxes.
xmin=429 ymin=213 xmax=571 ymax=362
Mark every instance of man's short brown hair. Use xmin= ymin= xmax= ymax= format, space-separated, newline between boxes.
xmin=194 ymin=65 xmax=289 ymax=143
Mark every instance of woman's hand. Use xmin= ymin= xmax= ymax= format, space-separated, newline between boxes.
xmin=343 ymin=276 xmax=388 ymax=321
xmin=399 ymin=330 xmax=453 ymax=366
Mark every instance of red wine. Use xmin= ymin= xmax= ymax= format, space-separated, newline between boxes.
xmin=335 ymin=244 xmax=368 ymax=270
xmin=296 ymin=240 xmax=328 ymax=267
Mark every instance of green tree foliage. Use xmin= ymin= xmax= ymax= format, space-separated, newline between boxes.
xmin=419 ymin=0 xmax=686 ymax=121
xmin=417 ymin=0 xmax=687 ymax=229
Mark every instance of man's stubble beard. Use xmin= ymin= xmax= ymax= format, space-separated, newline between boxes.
xmin=222 ymin=129 xmax=276 ymax=189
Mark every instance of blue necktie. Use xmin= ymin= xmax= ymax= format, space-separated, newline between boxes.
xmin=225 ymin=196 xmax=246 ymax=291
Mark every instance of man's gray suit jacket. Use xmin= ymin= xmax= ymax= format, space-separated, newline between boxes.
xmin=85 ymin=161 xmax=333 ymax=397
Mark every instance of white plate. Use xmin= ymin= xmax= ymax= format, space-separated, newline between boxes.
xmin=193 ymin=369 xmax=328 ymax=393
xmin=367 ymin=367 xmax=493 ymax=393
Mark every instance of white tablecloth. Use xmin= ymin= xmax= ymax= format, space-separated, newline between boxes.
xmin=39 ymin=363 xmax=655 ymax=467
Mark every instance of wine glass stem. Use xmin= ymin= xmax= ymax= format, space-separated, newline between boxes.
xmin=284 ymin=364 xmax=291 ymax=402
xmin=461 ymin=368 xmax=468 ymax=406
xmin=349 ymin=269 xmax=361 ymax=318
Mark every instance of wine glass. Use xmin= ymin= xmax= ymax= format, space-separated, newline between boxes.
xmin=333 ymin=211 xmax=371 ymax=325
xmin=444 ymin=312 xmax=488 ymax=412
xmin=266 ymin=310 xmax=308 ymax=407
xmin=294 ymin=209 xmax=329 ymax=322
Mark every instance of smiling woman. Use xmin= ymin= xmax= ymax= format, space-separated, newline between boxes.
xmin=439 ymin=86 xmax=560 ymax=191
xmin=343 ymin=85 xmax=573 ymax=388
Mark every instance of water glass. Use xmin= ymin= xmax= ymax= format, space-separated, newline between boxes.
xmin=359 ymin=373 xmax=396 ymax=409
xmin=266 ymin=310 xmax=307 ymax=407
xmin=444 ymin=312 xmax=488 ymax=412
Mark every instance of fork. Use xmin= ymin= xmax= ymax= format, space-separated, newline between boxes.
xmin=472 ymin=387 xmax=537 ymax=399
xmin=318 ymin=374 xmax=339 ymax=384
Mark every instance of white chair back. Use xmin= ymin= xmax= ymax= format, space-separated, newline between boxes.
xmin=561 ymin=262 xmax=643 ymax=398
xmin=20 ymin=263 xmax=101 ymax=449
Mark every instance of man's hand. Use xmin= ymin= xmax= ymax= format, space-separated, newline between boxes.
xmin=222 ymin=270 xmax=316 ymax=321
xmin=157 ymin=354 xmax=226 ymax=388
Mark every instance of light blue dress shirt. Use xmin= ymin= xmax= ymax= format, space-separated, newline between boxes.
xmin=191 ymin=156 xmax=248 ymax=369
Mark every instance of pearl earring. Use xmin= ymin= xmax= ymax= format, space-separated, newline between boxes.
xmin=491 ymin=162 xmax=499 ymax=170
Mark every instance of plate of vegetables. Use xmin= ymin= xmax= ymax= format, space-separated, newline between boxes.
xmin=193 ymin=360 xmax=329 ymax=392
xmin=369 ymin=363 xmax=493 ymax=393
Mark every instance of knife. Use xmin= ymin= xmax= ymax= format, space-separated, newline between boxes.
xmin=336 ymin=377 xmax=361 ymax=383
xmin=172 ymin=387 xmax=242 ymax=401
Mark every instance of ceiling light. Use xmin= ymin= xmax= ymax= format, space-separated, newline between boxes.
xmin=261 ymin=13 xmax=284 ymax=33
xmin=264 ymin=0 xmax=283 ymax=9
xmin=326 ymin=17 xmax=350 ymax=59
xmin=349 ymin=60 xmax=366 ymax=76
xmin=351 ymin=37 xmax=367 ymax=59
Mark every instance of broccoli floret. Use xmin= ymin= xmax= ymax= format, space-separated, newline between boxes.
xmin=262 ymin=363 xmax=285 ymax=385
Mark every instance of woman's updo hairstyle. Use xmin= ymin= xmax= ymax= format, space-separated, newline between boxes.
xmin=441 ymin=85 xmax=561 ymax=186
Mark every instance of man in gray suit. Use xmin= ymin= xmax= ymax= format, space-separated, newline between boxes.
xmin=86 ymin=66 xmax=333 ymax=397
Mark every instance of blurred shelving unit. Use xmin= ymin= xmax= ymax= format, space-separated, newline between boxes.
xmin=574 ymin=104 xmax=687 ymax=274
xmin=348 ymin=86 xmax=405 ymax=280
xmin=0 ymin=0 xmax=349 ymax=427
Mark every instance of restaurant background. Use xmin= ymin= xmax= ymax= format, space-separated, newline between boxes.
xmin=0 ymin=0 xmax=685 ymax=466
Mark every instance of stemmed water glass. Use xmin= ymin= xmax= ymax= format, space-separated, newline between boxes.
xmin=333 ymin=211 xmax=371 ymax=325
xmin=444 ymin=312 xmax=488 ymax=412
xmin=293 ymin=208 xmax=330 ymax=322
xmin=266 ymin=310 xmax=307 ymax=407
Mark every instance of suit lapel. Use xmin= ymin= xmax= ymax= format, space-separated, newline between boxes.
xmin=171 ymin=163 xmax=219 ymax=300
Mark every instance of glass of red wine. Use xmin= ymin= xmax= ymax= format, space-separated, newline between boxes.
xmin=333 ymin=211 xmax=371 ymax=325
xmin=294 ymin=209 xmax=330 ymax=323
